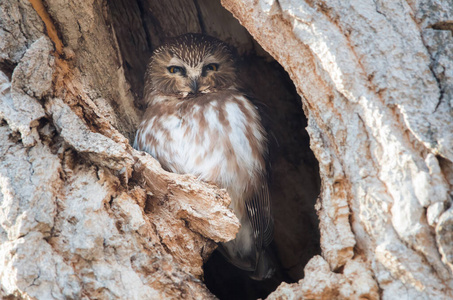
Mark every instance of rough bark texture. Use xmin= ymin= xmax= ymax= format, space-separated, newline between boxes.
xmin=0 ymin=1 xmax=240 ymax=299
xmin=219 ymin=0 xmax=453 ymax=299
xmin=0 ymin=0 xmax=452 ymax=300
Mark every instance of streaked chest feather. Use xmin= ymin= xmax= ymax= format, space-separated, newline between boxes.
xmin=134 ymin=92 xmax=267 ymax=198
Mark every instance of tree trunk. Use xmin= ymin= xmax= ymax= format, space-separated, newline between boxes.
xmin=1 ymin=0 xmax=452 ymax=299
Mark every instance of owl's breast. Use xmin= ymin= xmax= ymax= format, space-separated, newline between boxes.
xmin=135 ymin=92 xmax=267 ymax=198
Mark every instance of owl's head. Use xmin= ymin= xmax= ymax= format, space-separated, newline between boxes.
xmin=147 ymin=33 xmax=237 ymax=97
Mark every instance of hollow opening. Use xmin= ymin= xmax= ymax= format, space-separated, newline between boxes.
xmin=108 ymin=0 xmax=321 ymax=298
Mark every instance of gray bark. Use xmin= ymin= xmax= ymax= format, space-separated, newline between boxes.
xmin=0 ymin=0 xmax=452 ymax=299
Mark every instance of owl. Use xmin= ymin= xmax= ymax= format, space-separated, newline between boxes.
xmin=134 ymin=33 xmax=274 ymax=280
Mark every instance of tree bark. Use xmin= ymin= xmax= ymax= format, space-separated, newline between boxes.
xmin=220 ymin=0 xmax=453 ymax=299
xmin=0 ymin=0 xmax=452 ymax=299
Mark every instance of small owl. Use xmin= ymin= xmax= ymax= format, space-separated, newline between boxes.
xmin=134 ymin=33 xmax=274 ymax=280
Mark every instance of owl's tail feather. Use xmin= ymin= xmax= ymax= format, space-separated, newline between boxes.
xmin=217 ymin=243 xmax=275 ymax=280
xmin=250 ymin=249 xmax=275 ymax=280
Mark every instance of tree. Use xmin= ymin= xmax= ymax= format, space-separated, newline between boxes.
xmin=1 ymin=0 xmax=452 ymax=299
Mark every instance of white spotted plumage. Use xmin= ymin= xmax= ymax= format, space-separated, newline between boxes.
xmin=136 ymin=93 xmax=266 ymax=197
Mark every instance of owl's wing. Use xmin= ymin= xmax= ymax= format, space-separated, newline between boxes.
xmin=241 ymin=92 xmax=274 ymax=251
xmin=245 ymin=180 xmax=274 ymax=252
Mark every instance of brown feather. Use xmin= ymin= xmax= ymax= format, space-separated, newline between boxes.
xmin=135 ymin=33 xmax=274 ymax=280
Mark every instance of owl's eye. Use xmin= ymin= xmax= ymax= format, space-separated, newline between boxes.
xmin=167 ymin=66 xmax=185 ymax=75
xmin=204 ymin=63 xmax=219 ymax=72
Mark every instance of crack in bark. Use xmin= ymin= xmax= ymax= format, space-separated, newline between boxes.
xmin=420 ymin=36 xmax=445 ymax=113
xmin=430 ymin=21 xmax=453 ymax=33
xmin=28 ymin=0 xmax=64 ymax=55
xmin=193 ymin=0 xmax=207 ymax=34
xmin=426 ymin=57 xmax=445 ymax=113
xmin=135 ymin=0 xmax=153 ymax=50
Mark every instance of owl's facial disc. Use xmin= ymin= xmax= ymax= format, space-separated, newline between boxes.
xmin=166 ymin=56 xmax=225 ymax=96
xmin=148 ymin=34 xmax=237 ymax=97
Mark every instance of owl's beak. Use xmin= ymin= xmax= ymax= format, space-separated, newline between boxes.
xmin=189 ymin=79 xmax=199 ymax=94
